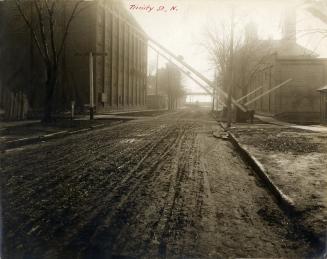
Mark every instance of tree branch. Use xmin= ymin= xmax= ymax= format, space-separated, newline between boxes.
xmin=57 ymin=1 xmax=83 ymax=60
xmin=45 ymin=0 xmax=57 ymax=64
xmin=33 ymin=0 xmax=50 ymax=64
xmin=15 ymin=0 xmax=46 ymax=63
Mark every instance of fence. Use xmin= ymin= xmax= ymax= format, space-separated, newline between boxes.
xmin=0 ymin=86 xmax=28 ymax=120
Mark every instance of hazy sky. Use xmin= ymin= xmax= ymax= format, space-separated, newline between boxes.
xmin=123 ymin=0 xmax=327 ymax=95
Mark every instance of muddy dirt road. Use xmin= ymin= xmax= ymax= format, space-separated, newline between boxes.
xmin=0 ymin=108 xmax=320 ymax=258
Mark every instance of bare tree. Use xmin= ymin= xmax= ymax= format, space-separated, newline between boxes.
xmin=155 ymin=63 xmax=185 ymax=110
xmin=306 ymin=0 xmax=327 ymax=26
xmin=203 ymin=20 xmax=274 ymax=105
xmin=15 ymin=0 xmax=83 ymax=122
xmin=233 ymin=37 xmax=274 ymax=101
xmin=203 ymin=21 xmax=239 ymax=96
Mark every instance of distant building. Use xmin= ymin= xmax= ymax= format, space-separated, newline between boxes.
xmin=146 ymin=74 xmax=167 ymax=109
xmin=237 ymin=8 xmax=327 ymax=123
xmin=0 ymin=0 xmax=147 ymax=120
xmin=317 ymin=86 xmax=327 ymax=124
xmin=146 ymin=63 xmax=185 ymax=110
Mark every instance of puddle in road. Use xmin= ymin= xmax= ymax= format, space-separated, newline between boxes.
xmin=4 ymin=146 xmax=28 ymax=153
xmin=119 ymin=138 xmax=138 ymax=144
xmin=136 ymin=133 xmax=159 ymax=138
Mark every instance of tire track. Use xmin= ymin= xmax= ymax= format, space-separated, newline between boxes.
xmin=3 ymin=125 xmax=171 ymax=209
xmin=109 ymin=125 xmax=195 ymax=256
xmin=1 ymin=108 xmax=317 ymax=258
xmin=2 ymin=123 xmax=174 ymax=254
xmin=63 ymin=125 xmax=187 ymax=253
xmin=136 ymin=123 xmax=201 ymax=258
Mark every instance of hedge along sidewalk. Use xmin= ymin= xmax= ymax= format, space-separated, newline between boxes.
xmin=0 ymin=118 xmax=126 ymax=151
xmin=221 ymin=122 xmax=327 ymax=248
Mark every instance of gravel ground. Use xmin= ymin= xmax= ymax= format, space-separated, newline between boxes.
xmin=0 ymin=108 xmax=321 ymax=258
xmin=230 ymin=123 xmax=327 ymax=249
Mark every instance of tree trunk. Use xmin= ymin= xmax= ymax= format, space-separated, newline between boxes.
xmin=168 ymin=95 xmax=171 ymax=111
xmin=42 ymin=66 xmax=57 ymax=123
xmin=169 ymin=95 xmax=172 ymax=111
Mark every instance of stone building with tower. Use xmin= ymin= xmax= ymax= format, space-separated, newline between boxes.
xmin=0 ymin=0 xmax=147 ymax=120
xmin=236 ymin=8 xmax=327 ymax=123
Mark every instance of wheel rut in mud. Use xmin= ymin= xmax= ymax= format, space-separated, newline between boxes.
xmin=0 ymin=108 xmax=319 ymax=258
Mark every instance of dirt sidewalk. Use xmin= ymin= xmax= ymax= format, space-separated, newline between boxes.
xmin=227 ymin=123 xmax=327 ymax=246
xmin=0 ymin=110 xmax=171 ymax=150
xmin=0 ymin=119 xmax=124 ymax=150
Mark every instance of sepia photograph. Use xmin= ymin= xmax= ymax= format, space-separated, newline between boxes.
xmin=0 ymin=0 xmax=327 ymax=258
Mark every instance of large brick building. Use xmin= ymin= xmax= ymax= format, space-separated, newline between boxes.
xmin=244 ymin=54 xmax=327 ymax=122
xmin=0 ymin=0 xmax=147 ymax=119
xmin=236 ymin=10 xmax=327 ymax=123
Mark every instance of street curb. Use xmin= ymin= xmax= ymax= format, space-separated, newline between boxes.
xmin=228 ymin=131 xmax=296 ymax=212
xmin=218 ymin=122 xmax=296 ymax=213
xmin=217 ymin=121 xmax=326 ymax=254
xmin=1 ymin=122 xmax=116 ymax=151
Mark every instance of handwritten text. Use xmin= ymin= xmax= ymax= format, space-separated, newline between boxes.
xmin=129 ymin=4 xmax=178 ymax=13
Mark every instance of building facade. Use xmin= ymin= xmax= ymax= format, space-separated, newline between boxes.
xmin=245 ymin=55 xmax=327 ymax=123
xmin=235 ymin=8 xmax=327 ymax=123
xmin=66 ymin=0 xmax=148 ymax=113
xmin=0 ymin=0 xmax=147 ymax=120
xmin=317 ymin=86 xmax=327 ymax=124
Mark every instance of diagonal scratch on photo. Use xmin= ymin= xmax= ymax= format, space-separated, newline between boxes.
xmin=1 ymin=0 xmax=327 ymax=258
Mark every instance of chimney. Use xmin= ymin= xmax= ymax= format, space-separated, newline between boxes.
xmin=245 ymin=21 xmax=258 ymax=42
xmin=282 ymin=8 xmax=296 ymax=43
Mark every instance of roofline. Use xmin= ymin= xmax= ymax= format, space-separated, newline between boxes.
xmin=317 ymin=86 xmax=327 ymax=92
xmin=99 ymin=0 xmax=148 ymax=39
xmin=122 ymin=3 xmax=148 ymax=37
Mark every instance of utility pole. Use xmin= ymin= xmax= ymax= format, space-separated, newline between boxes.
xmin=75 ymin=51 xmax=107 ymax=120
xmin=216 ymin=72 xmax=220 ymax=111
xmin=89 ymin=52 xmax=94 ymax=120
xmin=167 ymin=62 xmax=171 ymax=110
xmin=155 ymin=52 xmax=159 ymax=109
xmin=227 ymin=7 xmax=234 ymax=128
xmin=212 ymin=71 xmax=217 ymax=111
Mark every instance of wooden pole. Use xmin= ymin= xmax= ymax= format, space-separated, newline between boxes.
xmin=227 ymin=7 xmax=234 ymax=128
xmin=149 ymin=44 xmax=251 ymax=112
xmin=236 ymin=86 xmax=263 ymax=103
xmin=101 ymin=4 xmax=248 ymax=112
xmin=89 ymin=51 xmax=94 ymax=120
xmin=155 ymin=52 xmax=159 ymax=96
xmin=155 ymin=52 xmax=159 ymax=109
xmin=75 ymin=51 xmax=107 ymax=120
xmin=244 ymin=78 xmax=292 ymax=106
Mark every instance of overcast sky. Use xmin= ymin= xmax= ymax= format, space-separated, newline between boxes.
xmin=123 ymin=0 xmax=327 ymax=95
